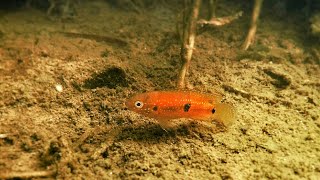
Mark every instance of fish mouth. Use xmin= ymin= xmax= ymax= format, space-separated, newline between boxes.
xmin=125 ymin=99 xmax=133 ymax=109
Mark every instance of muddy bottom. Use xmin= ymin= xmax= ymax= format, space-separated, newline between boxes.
xmin=0 ymin=1 xmax=319 ymax=179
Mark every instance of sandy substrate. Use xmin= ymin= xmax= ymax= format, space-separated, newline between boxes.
xmin=0 ymin=1 xmax=319 ymax=179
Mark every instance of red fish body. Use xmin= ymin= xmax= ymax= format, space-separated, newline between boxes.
xmin=126 ymin=91 xmax=235 ymax=128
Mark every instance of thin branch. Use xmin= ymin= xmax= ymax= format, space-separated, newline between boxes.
xmin=198 ymin=11 xmax=243 ymax=26
xmin=207 ymin=0 xmax=218 ymax=20
xmin=242 ymin=0 xmax=263 ymax=50
xmin=0 ymin=170 xmax=56 ymax=179
xmin=177 ymin=0 xmax=201 ymax=89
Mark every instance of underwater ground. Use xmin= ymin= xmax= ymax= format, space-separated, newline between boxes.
xmin=0 ymin=0 xmax=319 ymax=179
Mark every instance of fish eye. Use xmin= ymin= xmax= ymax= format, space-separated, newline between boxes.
xmin=134 ymin=101 xmax=144 ymax=108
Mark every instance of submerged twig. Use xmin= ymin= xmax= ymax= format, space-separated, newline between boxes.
xmin=198 ymin=11 xmax=243 ymax=26
xmin=242 ymin=0 xmax=263 ymax=50
xmin=207 ymin=0 xmax=218 ymax=20
xmin=0 ymin=170 xmax=56 ymax=179
xmin=58 ymin=32 xmax=129 ymax=47
xmin=177 ymin=0 xmax=201 ymax=89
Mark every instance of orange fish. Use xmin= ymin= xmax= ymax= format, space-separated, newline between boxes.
xmin=126 ymin=91 xmax=235 ymax=128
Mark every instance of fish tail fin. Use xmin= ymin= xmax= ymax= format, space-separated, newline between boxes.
xmin=212 ymin=103 xmax=236 ymax=127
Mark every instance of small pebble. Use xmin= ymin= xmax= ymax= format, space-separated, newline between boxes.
xmin=55 ymin=84 xmax=63 ymax=92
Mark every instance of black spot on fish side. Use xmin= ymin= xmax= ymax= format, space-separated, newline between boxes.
xmin=184 ymin=103 xmax=191 ymax=112
xmin=212 ymin=108 xmax=216 ymax=114
xmin=153 ymin=106 xmax=158 ymax=111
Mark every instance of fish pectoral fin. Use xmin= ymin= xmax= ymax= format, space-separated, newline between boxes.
xmin=157 ymin=118 xmax=175 ymax=130
xmin=211 ymin=103 xmax=236 ymax=127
